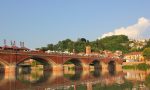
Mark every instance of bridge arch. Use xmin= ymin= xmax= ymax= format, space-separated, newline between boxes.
xmin=0 ymin=58 xmax=5 ymax=83
xmin=0 ymin=58 xmax=10 ymax=73
xmin=89 ymin=59 xmax=102 ymax=70
xmin=64 ymin=58 xmax=83 ymax=70
xmin=0 ymin=58 xmax=9 ymax=66
xmin=17 ymin=56 xmax=57 ymax=71
xmin=17 ymin=70 xmax=51 ymax=85
xmin=63 ymin=58 xmax=83 ymax=81
xmin=108 ymin=60 xmax=116 ymax=75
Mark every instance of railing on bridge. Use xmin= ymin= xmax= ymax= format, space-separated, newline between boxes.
xmin=0 ymin=50 xmax=104 ymax=58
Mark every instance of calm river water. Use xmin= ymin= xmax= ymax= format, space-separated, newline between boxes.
xmin=0 ymin=69 xmax=150 ymax=90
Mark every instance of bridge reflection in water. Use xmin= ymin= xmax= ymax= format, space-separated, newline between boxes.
xmin=1 ymin=67 xmax=150 ymax=90
xmin=0 ymin=67 xmax=124 ymax=90
xmin=2 ymin=64 xmax=150 ymax=90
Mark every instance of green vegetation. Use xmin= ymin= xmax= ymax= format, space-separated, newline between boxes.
xmin=144 ymin=39 xmax=150 ymax=48
xmin=145 ymin=74 xmax=150 ymax=88
xmin=68 ymin=84 xmax=87 ymax=90
xmin=37 ymin=35 xmax=150 ymax=54
xmin=122 ymin=65 xmax=137 ymax=69
xmin=143 ymin=48 xmax=150 ymax=61
xmin=92 ymin=80 xmax=133 ymax=90
xmin=123 ymin=63 xmax=150 ymax=70
xmin=37 ymin=35 xmax=130 ymax=53
xmin=31 ymin=60 xmax=42 ymax=67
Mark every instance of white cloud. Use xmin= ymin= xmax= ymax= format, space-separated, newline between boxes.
xmin=100 ymin=17 xmax=150 ymax=39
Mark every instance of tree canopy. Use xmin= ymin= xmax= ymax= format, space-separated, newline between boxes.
xmin=143 ymin=48 xmax=150 ymax=61
xmin=37 ymin=35 xmax=130 ymax=53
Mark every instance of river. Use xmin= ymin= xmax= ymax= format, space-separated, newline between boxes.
xmin=1 ymin=68 xmax=150 ymax=90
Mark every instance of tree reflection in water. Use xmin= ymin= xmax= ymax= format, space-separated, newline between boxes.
xmin=16 ymin=69 xmax=51 ymax=85
xmin=91 ymin=69 xmax=101 ymax=78
xmin=145 ymin=74 xmax=150 ymax=88
xmin=64 ymin=69 xmax=82 ymax=81
xmin=0 ymin=73 xmax=4 ymax=82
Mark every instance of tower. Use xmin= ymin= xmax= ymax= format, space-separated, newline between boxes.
xmin=86 ymin=45 xmax=91 ymax=55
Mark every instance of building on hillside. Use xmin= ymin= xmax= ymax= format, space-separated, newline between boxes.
xmin=0 ymin=45 xmax=30 ymax=52
xmin=124 ymin=52 xmax=144 ymax=62
xmin=114 ymin=50 xmax=123 ymax=58
xmin=0 ymin=40 xmax=30 ymax=51
xmin=2 ymin=45 xmax=13 ymax=50
xmin=129 ymin=39 xmax=147 ymax=49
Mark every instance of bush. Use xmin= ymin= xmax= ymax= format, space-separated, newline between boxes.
xmin=122 ymin=65 xmax=136 ymax=69
xmin=137 ymin=63 xmax=150 ymax=70
xmin=123 ymin=63 xmax=150 ymax=70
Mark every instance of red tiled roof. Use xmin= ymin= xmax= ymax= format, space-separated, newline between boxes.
xmin=124 ymin=52 xmax=142 ymax=56
xmin=3 ymin=45 xmax=12 ymax=49
xmin=11 ymin=46 xmax=20 ymax=50
xmin=20 ymin=47 xmax=30 ymax=50
xmin=1 ymin=45 xmax=30 ymax=51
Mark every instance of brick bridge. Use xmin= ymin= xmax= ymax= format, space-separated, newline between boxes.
xmin=0 ymin=50 xmax=123 ymax=73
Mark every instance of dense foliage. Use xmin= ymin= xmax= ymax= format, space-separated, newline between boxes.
xmin=143 ymin=48 xmax=150 ymax=61
xmin=37 ymin=35 xmax=130 ymax=53
xmin=145 ymin=74 xmax=150 ymax=88
xmin=122 ymin=63 xmax=150 ymax=70
xmin=144 ymin=39 xmax=150 ymax=48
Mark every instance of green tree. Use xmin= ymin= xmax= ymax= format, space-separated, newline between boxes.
xmin=74 ymin=40 xmax=86 ymax=53
xmin=40 ymin=47 xmax=48 ymax=51
xmin=90 ymin=40 xmax=104 ymax=52
xmin=143 ymin=48 xmax=150 ymax=61
xmin=38 ymin=35 xmax=130 ymax=53
xmin=99 ymin=35 xmax=129 ymax=53
xmin=55 ymin=39 xmax=74 ymax=52
xmin=144 ymin=39 xmax=150 ymax=48
xmin=80 ymin=38 xmax=87 ymax=42
xmin=47 ymin=44 xmax=54 ymax=51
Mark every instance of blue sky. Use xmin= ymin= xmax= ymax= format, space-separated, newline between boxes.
xmin=0 ymin=0 xmax=150 ymax=49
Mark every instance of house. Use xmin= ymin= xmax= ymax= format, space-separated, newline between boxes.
xmin=114 ymin=50 xmax=123 ymax=58
xmin=2 ymin=45 xmax=13 ymax=50
xmin=124 ymin=52 xmax=144 ymax=62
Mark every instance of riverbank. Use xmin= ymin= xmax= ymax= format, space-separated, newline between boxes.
xmin=122 ymin=61 xmax=150 ymax=70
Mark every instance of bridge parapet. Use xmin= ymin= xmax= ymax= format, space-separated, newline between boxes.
xmin=0 ymin=50 xmax=123 ymax=72
xmin=0 ymin=50 xmax=104 ymax=58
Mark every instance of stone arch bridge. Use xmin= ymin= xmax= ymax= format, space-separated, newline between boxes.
xmin=0 ymin=51 xmax=123 ymax=73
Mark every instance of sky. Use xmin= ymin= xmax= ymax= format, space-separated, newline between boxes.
xmin=0 ymin=0 xmax=150 ymax=49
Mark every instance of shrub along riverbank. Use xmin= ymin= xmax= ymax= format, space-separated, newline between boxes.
xmin=122 ymin=63 xmax=150 ymax=70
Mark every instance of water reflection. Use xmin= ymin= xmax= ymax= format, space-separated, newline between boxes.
xmin=2 ymin=67 xmax=150 ymax=90
xmin=91 ymin=69 xmax=101 ymax=78
xmin=17 ymin=69 xmax=51 ymax=85
xmin=0 ymin=73 xmax=4 ymax=81
xmin=64 ymin=69 xmax=82 ymax=81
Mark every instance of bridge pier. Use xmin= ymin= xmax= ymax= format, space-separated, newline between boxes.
xmin=82 ymin=64 xmax=90 ymax=71
xmin=52 ymin=64 xmax=63 ymax=71
xmin=115 ymin=63 xmax=122 ymax=72
xmin=82 ymin=64 xmax=90 ymax=77
xmin=5 ymin=65 xmax=16 ymax=73
xmin=4 ymin=65 xmax=16 ymax=80
xmin=101 ymin=62 xmax=108 ymax=74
